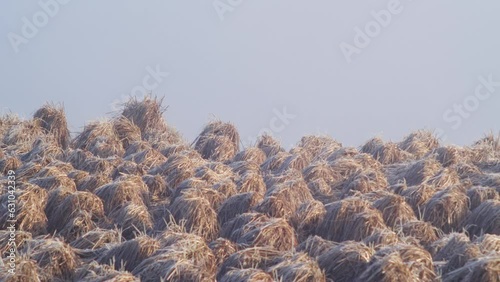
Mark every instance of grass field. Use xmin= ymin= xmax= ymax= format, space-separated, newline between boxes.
xmin=0 ymin=97 xmax=499 ymax=281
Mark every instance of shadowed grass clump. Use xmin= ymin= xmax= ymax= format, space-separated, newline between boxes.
xmin=443 ymin=255 xmax=500 ymax=282
xmin=219 ymin=268 xmax=273 ymax=282
xmin=317 ymin=241 xmax=374 ymax=282
xmin=461 ymin=199 xmax=500 ymax=237
xmin=70 ymin=228 xmax=121 ymax=250
xmin=267 ymin=252 xmax=326 ymax=282
xmin=109 ymin=203 xmax=154 ymax=239
xmin=98 ymin=235 xmax=159 ymax=272
xmin=290 ymin=200 xmax=326 ymax=242
xmin=217 ymin=247 xmax=282 ymax=280
xmin=209 ymin=238 xmax=239 ymax=267
xmin=317 ymin=198 xmax=386 ymax=242
xmin=431 ymin=232 xmax=481 ymax=275
xmin=296 ymin=235 xmax=337 ymax=258
xmin=373 ymin=193 xmax=416 ymax=227
xmin=26 ymin=238 xmax=80 ymax=281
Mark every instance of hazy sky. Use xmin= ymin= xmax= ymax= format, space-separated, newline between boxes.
xmin=2 ymin=1 xmax=500 ymax=148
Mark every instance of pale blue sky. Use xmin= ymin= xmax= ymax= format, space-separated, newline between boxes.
xmin=1 ymin=1 xmax=500 ymax=148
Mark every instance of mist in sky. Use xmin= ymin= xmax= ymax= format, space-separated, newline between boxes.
xmin=1 ymin=1 xmax=500 ymax=148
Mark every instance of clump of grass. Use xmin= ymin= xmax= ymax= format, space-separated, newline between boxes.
xmin=72 ymin=120 xmax=125 ymax=158
xmin=169 ymin=188 xmax=219 ymax=241
xmin=431 ymin=232 xmax=481 ymax=275
xmin=33 ymin=103 xmax=70 ymax=149
xmin=442 ymin=255 xmax=500 ymax=282
xmin=316 ymin=198 xmax=386 ymax=242
xmin=97 ymin=235 xmax=159 ymax=272
xmin=317 ymin=241 xmax=374 ymax=282
xmin=194 ymin=120 xmax=240 ymax=162
xmin=398 ymin=130 xmax=440 ymax=158
xmin=267 ymin=252 xmax=326 ymax=282
xmin=461 ymin=199 xmax=500 ymax=237
xmin=373 ymin=193 xmax=416 ymax=228
xmin=361 ymin=137 xmax=413 ymax=165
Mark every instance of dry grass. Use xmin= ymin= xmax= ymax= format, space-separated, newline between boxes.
xmin=475 ymin=234 xmax=500 ymax=255
xmin=219 ymin=268 xmax=274 ymax=282
xmin=443 ymin=255 xmax=500 ymax=282
xmin=461 ymin=199 xmax=500 ymax=237
xmin=431 ymin=232 xmax=482 ymax=275
xmin=27 ymin=237 xmax=79 ymax=280
xmin=74 ymin=261 xmax=138 ymax=282
xmin=361 ymin=137 xmax=413 ymax=165
xmin=95 ymin=176 xmax=149 ymax=214
xmin=398 ymin=130 xmax=440 ymax=158
xmin=70 ymin=228 xmax=121 ymax=250
xmin=374 ymin=244 xmax=436 ymax=281
xmin=113 ymin=115 xmax=142 ymax=150
xmin=317 ymin=198 xmax=386 ymax=242
xmin=256 ymin=178 xmax=314 ymax=218
xmin=98 ymin=235 xmax=159 ymax=272
xmin=267 ymin=252 xmax=326 ymax=282
xmin=295 ymin=135 xmax=342 ymax=161
xmin=373 ymin=193 xmax=416 ymax=227
xmin=120 ymin=96 xmax=169 ymax=139
xmin=236 ymin=171 xmax=266 ymax=197
xmin=233 ymin=216 xmax=297 ymax=251
xmin=467 ymin=186 xmax=499 ymax=211
xmin=233 ymin=147 xmax=267 ymax=165
xmin=4 ymin=100 xmax=500 ymax=281
xmin=386 ymin=157 xmax=442 ymax=186
xmin=33 ymin=103 xmax=70 ymax=149
xmin=296 ymin=235 xmax=337 ymax=258
xmin=0 ymin=184 xmax=48 ymax=236
xmin=0 ymin=255 xmax=42 ymax=282
xmin=217 ymin=247 xmax=283 ymax=280
xmin=109 ymin=203 xmax=154 ymax=239
xmin=290 ymin=200 xmax=326 ymax=242
xmin=256 ymin=133 xmax=285 ymax=157
xmin=194 ymin=120 xmax=240 ymax=162
xmin=363 ymin=229 xmax=399 ymax=249
xmin=209 ymin=238 xmax=239 ymax=267
xmin=132 ymin=230 xmax=216 ymax=281
xmin=47 ymin=191 xmax=104 ymax=234
xmin=169 ymin=188 xmax=219 ymax=241
xmin=218 ymin=192 xmax=262 ymax=226
xmin=397 ymin=220 xmax=441 ymax=249
xmin=72 ymin=120 xmax=125 ymax=158
xmin=317 ymin=241 xmax=374 ymax=282
xmin=0 ymin=156 xmax=22 ymax=175
xmin=422 ymin=185 xmax=470 ymax=233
